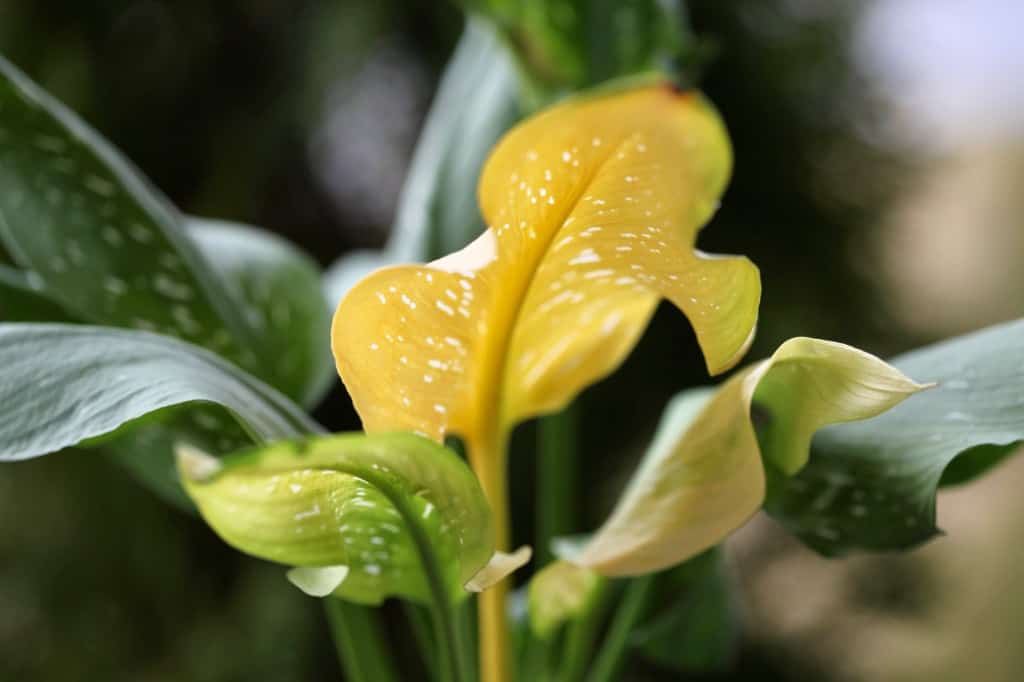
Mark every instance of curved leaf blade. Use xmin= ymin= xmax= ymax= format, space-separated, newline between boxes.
xmin=0 ymin=323 xmax=316 ymax=461
xmin=572 ymin=338 xmax=923 ymax=576
xmin=178 ymin=432 xmax=494 ymax=605
xmin=765 ymin=318 xmax=1024 ymax=554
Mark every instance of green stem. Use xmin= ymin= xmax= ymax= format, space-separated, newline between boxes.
xmin=537 ymin=404 xmax=580 ymax=564
xmin=586 ymin=576 xmax=655 ymax=682
xmin=429 ymin=599 xmax=468 ymax=682
xmin=324 ymin=600 xmax=399 ymax=682
xmin=403 ymin=603 xmax=440 ymax=682
xmin=557 ymin=577 xmax=614 ymax=682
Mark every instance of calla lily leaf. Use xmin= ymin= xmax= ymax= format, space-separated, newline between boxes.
xmin=333 ymin=85 xmax=759 ymax=469
xmin=526 ymin=560 xmax=602 ymax=639
xmin=177 ymin=432 xmax=495 ymax=605
xmin=0 ymin=56 xmax=261 ymax=374
xmin=766 ymin=318 xmax=1024 ymax=555
xmin=0 ymin=57 xmax=332 ymax=408
xmin=0 ymin=215 xmax=332 ymax=507
xmin=570 ymin=337 xmax=925 ymax=577
xmin=0 ymin=324 xmax=316 ymax=462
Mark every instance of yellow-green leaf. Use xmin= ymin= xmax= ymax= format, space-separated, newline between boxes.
xmin=569 ymin=337 xmax=927 ymax=576
xmin=178 ymin=432 xmax=494 ymax=605
xmin=332 ymin=84 xmax=759 ymax=468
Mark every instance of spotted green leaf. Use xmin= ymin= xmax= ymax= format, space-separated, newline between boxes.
xmin=0 ymin=324 xmax=316 ymax=462
xmin=765 ymin=318 xmax=1024 ymax=555
xmin=324 ymin=17 xmax=519 ymax=305
xmin=566 ymin=338 xmax=924 ymax=576
xmin=101 ymin=219 xmax=335 ymax=509
xmin=0 ymin=56 xmax=268 ymax=371
xmin=178 ymin=432 xmax=494 ymax=605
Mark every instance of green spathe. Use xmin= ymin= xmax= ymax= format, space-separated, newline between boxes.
xmin=178 ymin=432 xmax=495 ymax=605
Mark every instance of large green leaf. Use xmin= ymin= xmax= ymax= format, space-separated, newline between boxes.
xmin=765 ymin=318 xmax=1024 ymax=555
xmin=188 ymin=218 xmax=334 ymax=408
xmin=0 ymin=323 xmax=317 ymax=462
xmin=0 ymin=56 xmax=331 ymax=409
xmin=178 ymin=432 xmax=494 ymax=606
xmin=323 ymin=17 xmax=519 ymax=305
xmin=0 ymin=214 xmax=332 ymax=505
xmin=0 ymin=56 xmax=263 ymax=372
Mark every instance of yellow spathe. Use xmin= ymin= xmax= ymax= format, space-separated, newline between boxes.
xmin=332 ymin=85 xmax=760 ymax=461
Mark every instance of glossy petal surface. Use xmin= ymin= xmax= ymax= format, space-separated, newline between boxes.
xmin=575 ymin=338 xmax=927 ymax=576
xmin=333 ymin=85 xmax=759 ymax=450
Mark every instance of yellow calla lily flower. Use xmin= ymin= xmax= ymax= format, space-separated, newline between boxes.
xmin=332 ymin=83 xmax=761 ymax=682
xmin=333 ymin=83 xmax=758 ymax=488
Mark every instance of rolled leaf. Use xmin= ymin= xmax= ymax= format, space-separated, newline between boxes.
xmin=333 ymin=85 xmax=759 ymax=469
xmin=569 ymin=338 xmax=925 ymax=576
xmin=178 ymin=432 xmax=494 ymax=605
xmin=0 ymin=323 xmax=317 ymax=461
xmin=766 ymin=318 xmax=1024 ymax=554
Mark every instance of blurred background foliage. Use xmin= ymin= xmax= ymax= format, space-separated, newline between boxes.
xmin=2 ymin=0 xmax=1023 ymax=680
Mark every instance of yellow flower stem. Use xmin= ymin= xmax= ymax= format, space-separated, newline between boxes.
xmin=466 ymin=427 xmax=512 ymax=682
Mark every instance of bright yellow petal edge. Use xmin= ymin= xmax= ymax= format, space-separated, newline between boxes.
xmin=571 ymin=337 xmax=932 ymax=577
